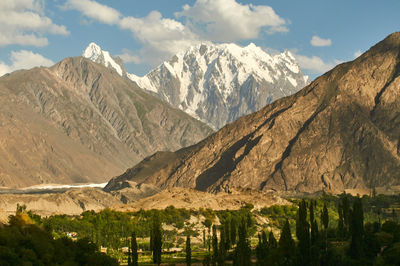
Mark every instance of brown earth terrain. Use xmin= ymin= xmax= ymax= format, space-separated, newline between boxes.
xmin=0 ymin=187 xmax=288 ymax=223
xmin=0 ymin=57 xmax=212 ymax=188
xmin=106 ymin=32 xmax=400 ymax=194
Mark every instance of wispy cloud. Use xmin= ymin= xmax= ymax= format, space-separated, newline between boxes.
xmin=0 ymin=50 xmax=54 ymax=76
xmin=310 ymin=35 xmax=332 ymax=47
xmin=175 ymin=0 xmax=288 ymax=42
xmin=293 ymin=53 xmax=336 ymax=74
xmin=353 ymin=50 xmax=362 ymax=58
xmin=63 ymin=0 xmax=121 ymax=25
xmin=117 ymin=49 xmax=141 ymax=64
xmin=0 ymin=0 xmax=69 ymax=47
xmin=63 ymin=0 xmax=287 ymax=66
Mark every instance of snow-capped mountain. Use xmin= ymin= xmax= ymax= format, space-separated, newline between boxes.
xmin=83 ymin=42 xmax=310 ymax=129
xmin=83 ymin=43 xmax=127 ymax=77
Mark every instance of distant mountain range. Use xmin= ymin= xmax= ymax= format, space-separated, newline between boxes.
xmin=105 ymin=32 xmax=400 ymax=194
xmin=83 ymin=42 xmax=309 ymax=129
xmin=0 ymin=57 xmax=212 ymax=188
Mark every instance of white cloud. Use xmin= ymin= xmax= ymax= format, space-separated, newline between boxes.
xmin=119 ymin=11 xmax=200 ymax=65
xmin=63 ymin=0 xmax=121 ymax=25
xmin=117 ymin=49 xmax=141 ymax=64
xmin=310 ymin=35 xmax=332 ymax=47
xmin=353 ymin=50 xmax=362 ymax=58
xmin=64 ymin=0 xmax=287 ymax=66
xmin=175 ymin=0 xmax=288 ymax=42
xmin=0 ymin=0 xmax=69 ymax=47
xmin=294 ymin=53 xmax=335 ymax=74
xmin=0 ymin=50 xmax=54 ymax=76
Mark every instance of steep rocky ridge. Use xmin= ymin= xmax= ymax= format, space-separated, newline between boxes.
xmin=0 ymin=57 xmax=212 ymax=188
xmin=106 ymin=32 xmax=400 ymax=194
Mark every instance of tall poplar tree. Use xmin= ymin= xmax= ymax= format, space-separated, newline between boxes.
xmin=212 ymin=225 xmax=218 ymax=266
xmin=233 ymin=218 xmax=251 ymax=266
xmin=151 ymin=214 xmax=162 ymax=265
xmin=186 ymin=234 xmax=191 ymax=266
xmin=131 ymin=231 xmax=138 ymax=266
xmin=349 ymin=197 xmax=364 ymax=259
xmin=279 ymin=219 xmax=295 ymax=265
xmin=296 ymin=199 xmax=310 ymax=265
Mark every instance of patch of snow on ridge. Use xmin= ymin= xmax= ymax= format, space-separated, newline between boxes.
xmin=25 ymin=183 xmax=108 ymax=190
xmin=103 ymin=51 xmax=122 ymax=76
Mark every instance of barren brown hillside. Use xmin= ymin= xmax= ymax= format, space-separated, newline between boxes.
xmin=0 ymin=57 xmax=212 ymax=188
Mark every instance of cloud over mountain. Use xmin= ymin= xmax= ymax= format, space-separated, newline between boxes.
xmin=0 ymin=0 xmax=69 ymax=47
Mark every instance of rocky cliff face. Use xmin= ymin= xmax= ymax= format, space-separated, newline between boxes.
xmin=106 ymin=32 xmax=400 ymax=194
xmin=0 ymin=57 xmax=212 ymax=188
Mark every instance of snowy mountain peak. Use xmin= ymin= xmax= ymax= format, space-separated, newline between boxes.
xmin=82 ymin=42 xmax=124 ymax=76
xmin=83 ymin=42 xmax=102 ymax=59
xmin=82 ymin=41 xmax=309 ymax=129
xmin=129 ymin=42 xmax=309 ymax=129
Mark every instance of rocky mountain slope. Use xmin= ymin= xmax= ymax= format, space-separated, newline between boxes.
xmin=0 ymin=57 xmax=212 ymax=188
xmin=84 ymin=42 xmax=309 ymax=129
xmin=105 ymin=32 xmax=400 ymax=194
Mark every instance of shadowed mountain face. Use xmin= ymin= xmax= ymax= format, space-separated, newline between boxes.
xmin=0 ymin=57 xmax=212 ymax=188
xmin=105 ymin=32 xmax=400 ymax=194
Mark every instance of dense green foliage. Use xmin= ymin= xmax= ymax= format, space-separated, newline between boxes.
xmin=0 ymin=212 xmax=118 ymax=266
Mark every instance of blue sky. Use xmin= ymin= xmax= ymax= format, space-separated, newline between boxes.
xmin=0 ymin=0 xmax=399 ymax=79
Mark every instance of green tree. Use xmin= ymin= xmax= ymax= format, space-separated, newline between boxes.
xmin=296 ymin=199 xmax=310 ymax=265
xmin=256 ymin=231 xmax=269 ymax=266
xmin=349 ymin=197 xmax=364 ymax=260
xmin=212 ymin=225 xmax=218 ymax=266
xmin=269 ymin=230 xmax=277 ymax=249
xmin=131 ymin=231 xmax=138 ymax=266
xmin=279 ymin=219 xmax=295 ymax=265
xmin=310 ymin=201 xmax=318 ymax=245
xmin=233 ymin=218 xmax=251 ymax=266
xmin=224 ymin=215 xmax=231 ymax=250
xmin=151 ymin=214 xmax=162 ymax=265
xmin=230 ymin=217 xmax=237 ymax=246
xmin=218 ymin=226 xmax=226 ymax=265
xmin=186 ymin=234 xmax=191 ymax=266
xmin=321 ymin=203 xmax=329 ymax=231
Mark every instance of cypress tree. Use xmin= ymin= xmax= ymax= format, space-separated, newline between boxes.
xmin=230 ymin=217 xmax=237 ymax=246
xmin=310 ymin=201 xmax=318 ymax=245
xmin=131 ymin=231 xmax=138 ymax=266
xmin=279 ymin=219 xmax=295 ymax=265
xmin=128 ymin=244 xmax=131 ymax=266
xmin=186 ymin=234 xmax=192 ymax=266
xmin=321 ymin=203 xmax=329 ymax=252
xmin=296 ymin=199 xmax=310 ymax=265
xmin=224 ymin=216 xmax=231 ymax=250
xmin=268 ymin=230 xmax=277 ymax=249
xmin=349 ymin=197 xmax=364 ymax=259
xmin=212 ymin=225 xmax=218 ymax=266
xmin=203 ymin=229 xmax=207 ymax=248
xmin=218 ymin=226 xmax=226 ymax=266
xmin=151 ymin=214 xmax=162 ymax=265
xmin=233 ymin=218 xmax=251 ymax=266
xmin=256 ymin=233 xmax=263 ymax=265
xmin=342 ymin=195 xmax=350 ymax=236
xmin=338 ymin=201 xmax=345 ymax=239
xmin=321 ymin=203 xmax=329 ymax=230
xmin=256 ymin=232 xmax=269 ymax=266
